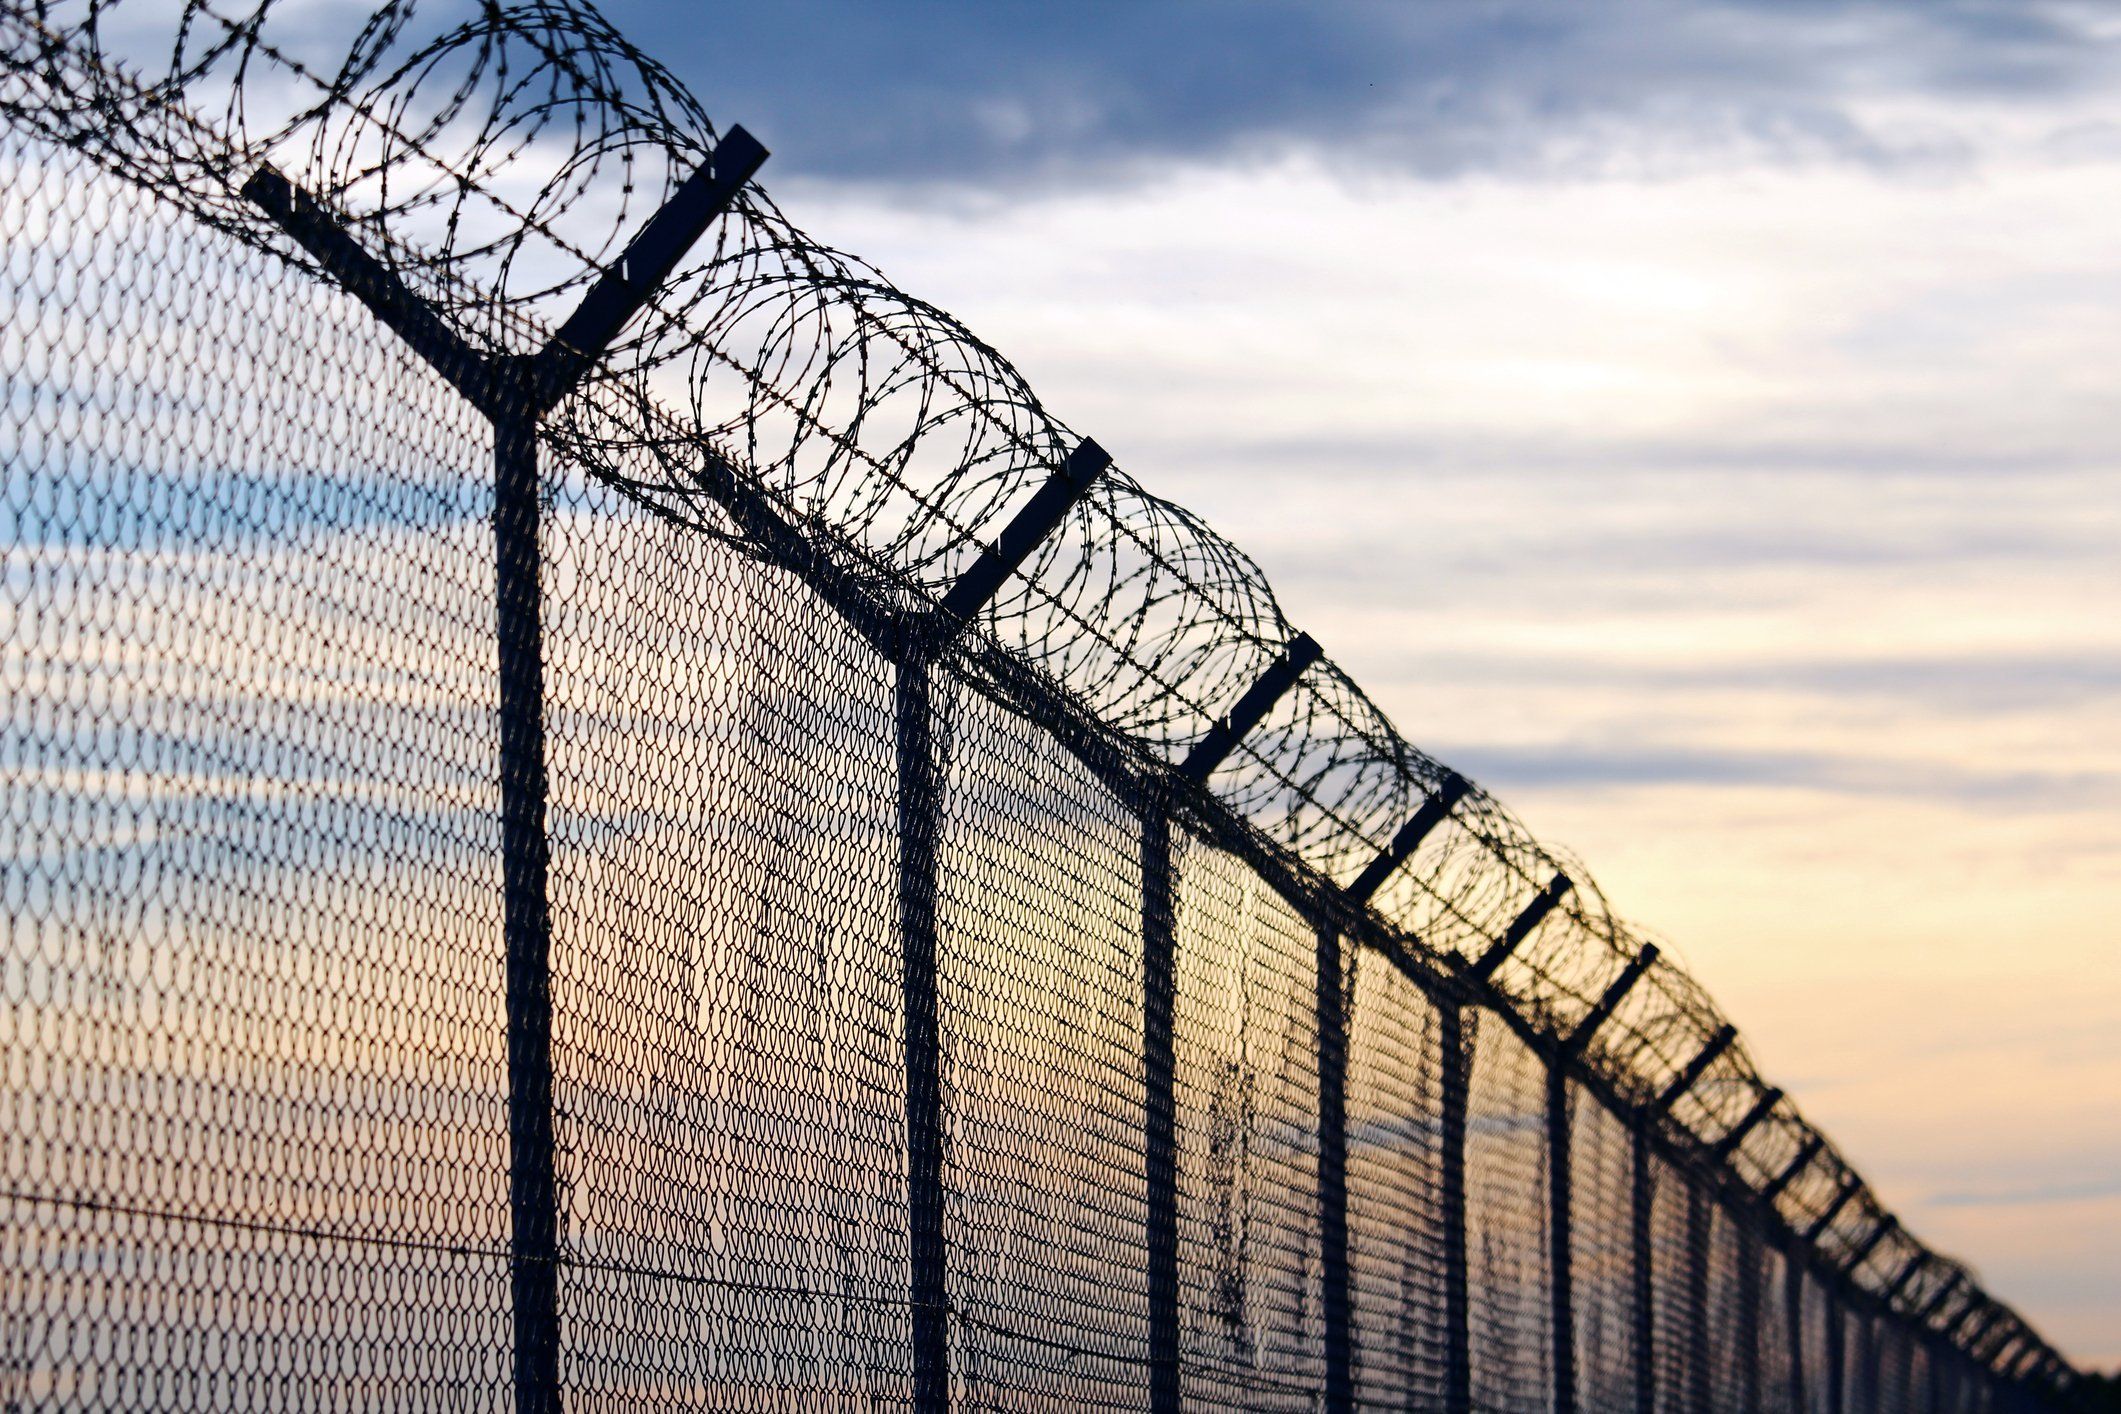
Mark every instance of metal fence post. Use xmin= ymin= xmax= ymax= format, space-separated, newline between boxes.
xmin=921 ymin=436 xmax=1112 ymax=1408
xmin=1737 ymin=1218 xmax=1763 ymax=1414
xmin=1789 ymin=1252 xmax=1809 ymax=1414
xmin=1861 ymin=1313 xmax=1881 ymax=1413
xmin=244 ymin=133 xmax=766 ymax=1414
xmin=1141 ymin=798 xmax=1181 ymax=1414
xmin=495 ymin=402 xmax=561 ymax=1414
xmin=1631 ymin=1115 xmax=1656 ymax=1414
xmin=1316 ymin=924 xmax=1354 ymax=1413
xmin=1439 ymin=1003 xmax=1472 ymax=1414
xmin=1547 ymin=1060 xmax=1577 ymax=1414
xmin=896 ymin=647 xmax=950 ymax=1413
xmin=1827 ymin=1288 xmax=1847 ymax=1414
xmin=1686 ymin=1179 xmax=1713 ymax=1411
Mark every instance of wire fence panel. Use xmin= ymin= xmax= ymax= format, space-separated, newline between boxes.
xmin=1647 ymin=1152 xmax=1701 ymax=1414
xmin=1802 ymin=1269 xmax=1840 ymax=1414
xmin=933 ymin=678 xmax=1151 ymax=1408
xmin=1569 ymin=1086 xmax=1640 ymax=1413
xmin=1703 ymin=1198 xmax=1751 ymax=1411
xmin=2 ymin=124 xmax=514 ymax=1408
xmin=1760 ymin=1238 xmax=1800 ymax=1414
xmin=1344 ymin=950 xmax=1451 ymax=1407
xmin=541 ymin=469 xmax=913 ymax=1407
xmin=1463 ymin=1013 xmax=1552 ymax=1413
xmin=1170 ymin=835 xmax=1325 ymax=1409
xmin=0 ymin=0 xmax=2082 ymax=1408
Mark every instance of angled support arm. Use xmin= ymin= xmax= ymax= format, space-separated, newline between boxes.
xmin=244 ymin=166 xmax=498 ymax=412
xmin=1709 ymin=1086 xmax=1783 ymax=1162
xmin=1179 ymin=633 xmax=1324 ymax=783
xmin=1881 ymin=1251 xmax=1928 ymax=1306
xmin=1650 ymin=1023 xmax=1737 ymax=1116
xmin=1345 ymin=771 xmax=1470 ymax=905
xmin=1945 ymin=1298 xmax=1990 ymax=1344
xmin=939 ymin=439 xmax=1111 ymax=625
xmin=1562 ymin=943 xmax=1658 ymax=1055
xmin=1801 ymin=1174 xmax=1859 ymax=1244
xmin=1984 ymin=1327 xmax=2028 ymax=1369
xmin=1959 ymin=1314 xmax=2010 ymax=1365
xmin=1918 ymin=1270 xmax=1966 ymax=1323
xmin=1758 ymin=1132 xmax=1825 ymax=1206
xmin=1839 ymin=1214 xmax=1896 ymax=1276
xmin=1465 ymin=872 xmax=1573 ymax=982
xmin=528 ymin=125 xmax=769 ymax=411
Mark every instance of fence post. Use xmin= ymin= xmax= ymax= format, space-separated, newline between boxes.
xmin=1631 ymin=1115 xmax=1656 ymax=1414
xmin=1737 ymin=1217 xmax=1762 ymax=1414
xmin=1860 ymin=1313 xmax=1881 ymax=1414
xmin=244 ymin=132 xmax=766 ymax=1414
xmin=896 ymin=647 xmax=950 ymax=1413
xmin=1547 ymin=1059 xmax=1576 ymax=1414
xmin=1686 ymin=1179 xmax=1713 ymax=1411
xmin=1170 ymin=629 xmax=1336 ymax=1401
xmin=1316 ymin=924 xmax=1354 ymax=1414
xmin=495 ymin=400 xmax=561 ymax=1414
xmin=1788 ymin=1250 xmax=1809 ymax=1414
xmin=1141 ymin=798 xmax=1181 ymax=1414
xmin=1826 ymin=1287 xmax=1847 ymax=1414
xmin=1439 ymin=1003 xmax=1472 ymax=1414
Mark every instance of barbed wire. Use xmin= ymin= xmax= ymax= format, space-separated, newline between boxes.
xmin=0 ymin=0 xmax=2072 ymax=1392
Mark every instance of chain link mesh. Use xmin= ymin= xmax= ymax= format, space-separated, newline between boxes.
xmin=0 ymin=1 xmax=2079 ymax=1408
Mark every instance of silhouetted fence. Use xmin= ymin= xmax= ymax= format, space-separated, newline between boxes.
xmin=0 ymin=2 xmax=2077 ymax=1409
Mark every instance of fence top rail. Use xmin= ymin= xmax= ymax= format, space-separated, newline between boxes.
xmin=0 ymin=0 xmax=2073 ymax=1392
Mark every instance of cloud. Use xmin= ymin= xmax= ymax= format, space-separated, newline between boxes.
xmin=604 ymin=0 xmax=2121 ymax=191
xmin=1428 ymin=741 xmax=2121 ymax=810
xmin=1379 ymin=649 xmax=2121 ymax=717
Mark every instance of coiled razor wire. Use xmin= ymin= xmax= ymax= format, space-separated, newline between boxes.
xmin=0 ymin=0 xmax=2076 ymax=1403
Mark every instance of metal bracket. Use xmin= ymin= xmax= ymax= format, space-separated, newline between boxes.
xmin=1563 ymin=943 xmax=1658 ymax=1054
xmin=1840 ymin=1214 xmax=1896 ymax=1276
xmin=1881 ymin=1251 xmax=1927 ymax=1305
xmin=1179 ymin=633 xmax=1324 ymax=783
xmin=1465 ymin=872 xmax=1572 ymax=982
xmin=1801 ymin=1174 xmax=1859 ymax=1243
xmin=528 ymin=125 xmax=769 ymax=411
xmin=1918 ymin=1270 xmax=1965 ymax=1323
xmin=1951 ymin=1314 xmax=2002 ymax=1365
xmin=1983 ymin=1327 xmax=2027 ymax=1369
xmin=1650 ymin=1023 xmax=1737 ymax=1115
xmin=939 ymin=439 xmax=1111 ymax=625
xmin=248 ymin=125 xmax=768 ymax=424
xmin=244 ymin=166 xmax=500 ymax=413
xmin=1709 ymin=1086 xmax=1782 ymax=1161
xmin=1345 ymin=772 xmax=1470 ymax=905
xmin=1757 ymin=1132 xmax=1824 ymax=1206
xmin=1944 ymin=1298 xmax=1988 ymax=1343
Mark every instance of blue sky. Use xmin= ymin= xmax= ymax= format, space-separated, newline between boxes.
xmin=606 ymin=0 xmax=2121 ymax=1365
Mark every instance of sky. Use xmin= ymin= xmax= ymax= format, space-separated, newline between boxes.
xmin=606 ymin=0 xmax=2121 ymax=1366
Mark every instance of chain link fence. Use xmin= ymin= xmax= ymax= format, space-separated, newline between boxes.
xmin=0 ymin=1 xmax=2079 ymax=1408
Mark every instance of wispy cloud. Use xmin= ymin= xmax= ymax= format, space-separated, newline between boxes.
xmin=1930 ymin=1176 xmax=2121 ymax=1209
xmin=1435 ymin=742 xmax=2121 ymax=810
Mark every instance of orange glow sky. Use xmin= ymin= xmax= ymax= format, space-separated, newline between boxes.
xmin=613 ymin=1 xmax=2121 ymax=1363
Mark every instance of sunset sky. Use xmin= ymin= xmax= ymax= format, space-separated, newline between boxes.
xmin=611 ymin=0 xmax=2121 ymax=1365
